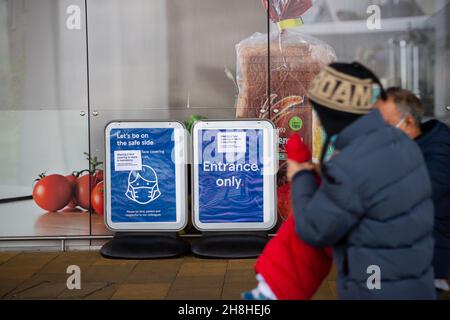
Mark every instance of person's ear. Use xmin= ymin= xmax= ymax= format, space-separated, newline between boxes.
xmin=404 ymin=115 xmax=416 ymax=127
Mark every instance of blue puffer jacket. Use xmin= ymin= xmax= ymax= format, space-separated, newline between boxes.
xmin=416 ymin=120 xmax=450 ymax=279
xmin=292 ymin=110 xmax=436 ymax=300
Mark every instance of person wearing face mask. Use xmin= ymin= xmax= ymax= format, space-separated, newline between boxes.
xmin=288 ymin=62 xmax=435 ymax=300
xmin=243 ymin=85 xmax=449 ymax=300
xmin=243 ymin=64 xmax=435 ymax=300
xmin=376 ymin=88 xmax=450 ymax=296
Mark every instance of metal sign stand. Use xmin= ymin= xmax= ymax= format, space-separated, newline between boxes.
xmin=100 ymin=232 xmax=189 ymax=259
xmin=190 ymin=120 xmax=277 ymax=259
xmin=191 ymin=232 xmax=269 ymax=259
xmin=103 ymin=121 xmax=189 ymax=259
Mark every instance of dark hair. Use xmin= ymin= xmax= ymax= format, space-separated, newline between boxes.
xmin=386 ymin=87 xmax=424 ymax=126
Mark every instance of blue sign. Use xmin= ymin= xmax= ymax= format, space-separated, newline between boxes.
xmin=197 ymin=129 xmax=265 ymax=223
xmin=108 ymin=128 xmax=176 ymax=223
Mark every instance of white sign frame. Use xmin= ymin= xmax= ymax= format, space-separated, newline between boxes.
xmin=104 ymin=121 xmax=188 ymax=232
xmin=192 ymin=119 xmax=278 ymax=231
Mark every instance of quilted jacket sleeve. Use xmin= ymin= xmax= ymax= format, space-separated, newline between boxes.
xmin=291 ymin=162 xmax=363 ymax=248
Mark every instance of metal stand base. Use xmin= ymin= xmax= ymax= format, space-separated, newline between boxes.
xmin=191 ymin=232 xmax=269 ymax=259
xmin=100 ymin=232 xmax=190 ymax=259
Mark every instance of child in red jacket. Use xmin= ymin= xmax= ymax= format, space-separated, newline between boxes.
xmin=243 ymin=134 xmax=332 ymax=300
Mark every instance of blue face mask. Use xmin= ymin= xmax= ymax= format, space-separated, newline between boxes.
xmin=371 ymin=85 xmax=382 ymax=105
xmin=322 ymin=132 xmax=338 ymax=163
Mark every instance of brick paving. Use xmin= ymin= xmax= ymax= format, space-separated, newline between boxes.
xmin=0 ymin=251 xmax=339 ymax=300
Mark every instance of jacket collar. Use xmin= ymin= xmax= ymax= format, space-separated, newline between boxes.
xmin=416 ymin=120 xmax=450 ymax=147
xmin=416 ymin=120 xmax=437 ymax=147
xmin=335 ymin=109 xmax=387 ymax=150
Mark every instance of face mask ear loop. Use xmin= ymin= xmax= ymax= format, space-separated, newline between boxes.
xmin=396 ymin=117 xmax=406 ymax=129
xmin=149 ymin=184 xmax=156 ymax=201
xmin=125 ymin=183 xmax=135 ymax=202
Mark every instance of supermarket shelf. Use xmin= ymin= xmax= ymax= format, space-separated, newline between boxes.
xmin=300 ymin=16 xmax=430 ymax=35
xmin=0 ymin=185 xmax=32 ymax=201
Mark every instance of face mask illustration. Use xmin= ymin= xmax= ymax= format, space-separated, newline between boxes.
xmin=125 ymin=165 xmax=161 ymax=204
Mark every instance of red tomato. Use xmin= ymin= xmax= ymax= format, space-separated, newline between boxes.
xmin=91 ymin=181 xmax=104 ymax=216
xmin=94 ymin=169 xmax=103 ymax=183
xmin=65 ymin=174 xmax=78 ymax=208
xmin=33 ymin=174 xmax=72 ymax=212
xmin=74 ymin=174 xmax=95 ymax=210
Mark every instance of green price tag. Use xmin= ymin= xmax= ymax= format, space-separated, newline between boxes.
xmin=289 ymin=116 xmax=303 ymax=131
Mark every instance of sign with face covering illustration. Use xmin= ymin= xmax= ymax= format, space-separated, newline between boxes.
xmin=108 ymin=127 xmax=177 ymax=223
xmin=125 ymin=165 xmax=161 ymax=204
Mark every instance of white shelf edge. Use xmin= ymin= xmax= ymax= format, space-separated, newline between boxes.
xmin=300 ymin=16 xmax=431 ymax=35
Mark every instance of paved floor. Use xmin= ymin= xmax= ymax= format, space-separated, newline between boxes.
xmin=0 ymin=251 xmax=338 ymax=300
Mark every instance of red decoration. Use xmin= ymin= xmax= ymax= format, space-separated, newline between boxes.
xmin=262 ymin=0 xmax=312 ymax=22
xmin=285 ymin=133 xmax=311 ymax=163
